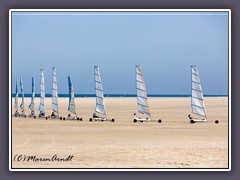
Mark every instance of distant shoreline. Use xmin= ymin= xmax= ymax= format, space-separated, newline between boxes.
xmin=11 ymin=94 xmax=228 ymax=98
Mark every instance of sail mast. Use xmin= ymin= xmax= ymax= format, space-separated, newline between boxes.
xmin=94 ymin=66 xmax=106 ymax=116
xmin=135 ymin=65 xmax=151 ymax=118
xmin=39 ymin=69 xmax=45 ymax=114
xmin=14 ymin=78 xmax=19 ymax=111
xmin=19 ymin=77 xmax=24 ymax=110
xmin=29 ymin=77 xmax=35 ymax=111
xmin=191 ymin=65 xmax=207 ymax=118
xmin=68 ymin=76 xmax=76 ymax=115
xmin=52 ymin=67 xmax=59 ymax=115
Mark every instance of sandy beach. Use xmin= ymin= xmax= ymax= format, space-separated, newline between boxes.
xmin=11 ymin=97 xmax=229 ymax=169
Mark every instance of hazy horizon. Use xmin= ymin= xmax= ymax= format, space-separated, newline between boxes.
xmin=12 ymin=11 xmax=229 ymax=95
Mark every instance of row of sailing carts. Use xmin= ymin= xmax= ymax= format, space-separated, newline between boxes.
xmin=13 ymin=65 xmax=219 ymax=124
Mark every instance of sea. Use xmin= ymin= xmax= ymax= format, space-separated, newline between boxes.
xmin=11 ymin=94 xmax=228 ymax=98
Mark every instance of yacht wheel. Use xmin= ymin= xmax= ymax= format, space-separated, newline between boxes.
xmin=190 ymin=120 xmax=195 ymax=124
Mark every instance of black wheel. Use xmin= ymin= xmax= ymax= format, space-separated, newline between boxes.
xmin=89 ymin=118 xmax=92 ymax=122
xmin=34 ymin=116 xmax=36 ymax=119
xmin=190 ymin=120 xmax=195 ymax=124
xmin=158 ymin=119 xmax=162 ymax=123
xmin=63 ymin=117 xmax=65 ymax=121
xmin=46 ymin=117 xmax=48 ymax=120
xmin=133 ymin=119 xmax=137 ymax=123
xmin=60 ymin=117 xmax=62 ymax=120
xmin=101 ymin=120 xmax=104 ymax=122
xmin=140 ymin=121 xmax=143 ymax=123
xmin=112 ymin=118 xmax=115 ymax=122
xmin=215 ymin=120 xmax=219 ymax=124
xmin=80 ymin=118 xmax=82 ymax=121
xmin=24 ymin=115 xmax=26 ymax=118
xmin=77 ymin=117 xmax=80 ymax=120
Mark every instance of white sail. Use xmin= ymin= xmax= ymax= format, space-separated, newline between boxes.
xmin=29 ymin=77 xmax=35 ymax=111
xmin=14 ymin=78 xmax=19 ymax=111
xmin=39 ymin=69 xmax=45 ymax=113
xmin=19 ymin=77 xmax=24 ymax=110
xmin=52 ymin=67 xmax=59 ymax=114
xmin=68 ymin=76 xmax=76 ymax=115
xmin=94 ymin=66 xmax=106 ymax=115
xmin=191 ymin=66 xmax=207 ymax=117
xmin=136 ymin=65 xmax=150 ymax=116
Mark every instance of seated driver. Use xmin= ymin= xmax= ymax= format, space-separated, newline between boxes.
xmin=39 ymin=112 xmax=45 ymax=117
xmin=93 ymin=113 xmax=99 ymax=118
xmin=15 ymin=110 xmax=19 ymax=116
xmin=30 ymin=110 xmax=34 ymax=116
xmin=21 ymin=109 xmax=26 ymax=115
xmin=134 ymin=113 xmax=139 ymax=120
xmin=51 ymin=111 xmax=56 ymax=117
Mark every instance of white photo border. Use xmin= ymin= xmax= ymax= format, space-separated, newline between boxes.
xmin=9 ymin=9 xmax=231 ymax=171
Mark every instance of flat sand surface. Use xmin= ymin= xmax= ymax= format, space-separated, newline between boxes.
xmin=11 ymin=97 xmax=229 ymax=169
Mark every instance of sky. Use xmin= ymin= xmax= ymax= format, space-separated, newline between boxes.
xmin=11 ymin=11 xmax=229 ymax=95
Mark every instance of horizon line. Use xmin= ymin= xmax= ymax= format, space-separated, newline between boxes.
xmin=11 ymin=93 xmax=228 ymax=97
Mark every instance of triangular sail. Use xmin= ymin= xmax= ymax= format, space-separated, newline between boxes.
xmin=14 ymin=78 xmax=19 ymax=111
xmin=39 ymin=69 xmax=45 ymax=113
xmin=29 ymin=77 xmax=35 ymax=111
xmin=19 ymin=77 xmax=24 ymax=110
xmin=191 ymin=65 xmax=207 ymax=117
xmin=94 ymin=66 xmax=106 ymax=115
xmin=52 ymin=67 xmax=59 ymax=114
xmin=136 ymin=65 xmax=151 ymax=116
xmin=68 ymin=76 xmax=76 ymax=115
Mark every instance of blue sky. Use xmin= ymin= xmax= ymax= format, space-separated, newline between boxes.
xmin=12 ymin=11 xmax=229 ymax=95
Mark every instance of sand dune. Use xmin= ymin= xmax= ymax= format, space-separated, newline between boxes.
xmin=11 ymin=97 xmax=229 ymax=169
